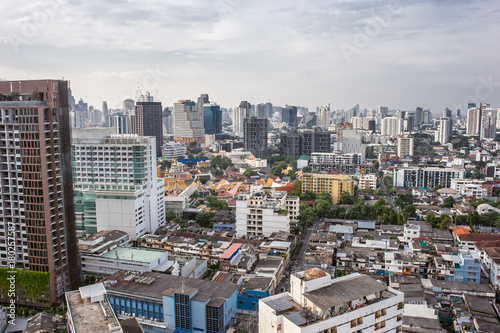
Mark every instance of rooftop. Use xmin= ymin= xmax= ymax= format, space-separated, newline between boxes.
xmin=304 ymin=274 xmax=388 ymax=312
xmin=105 ymin=271 xmax=238 ymax=307
xmin=100 ymin=246 xmax=167 ymax=263
xmin=66 ymin=285 xmax=122 ymax=333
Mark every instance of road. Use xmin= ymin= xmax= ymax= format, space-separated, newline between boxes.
xmin=294 ymin=215 xmax=321 ymax=271
xmin=379 ymin=175 xmax=394 ymax=206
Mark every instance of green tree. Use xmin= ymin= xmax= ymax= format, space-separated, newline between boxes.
xmin=442 ymin=196 xmax=455 ymax=208
xmin=437 ymin=215 xmax=451 ymax=230
xmin=195 ymin=212 xmax=215 ymax=228
xmin=166 ymin=210 xmax=176 ymax=222
xmin=315 ymin=200 xmax=331 ymax=218
xmin=301 ymin=190 xmax=317 ymax=201
xmin=288 ymin=170 xmax=296 ymax=180
xmin=317 ymin=192 xmax=333 ymax=203
xmin=339 ymin=191 xmax=354 ymax=205
xmin=290 ymin=180 xmax=302 ymax=196
xmin=243 ymin=169 xmax=258 ymax=177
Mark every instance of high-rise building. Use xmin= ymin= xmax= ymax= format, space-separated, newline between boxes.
xmin=351 ymin=116 xmax=363 ymax=129
xmin=404 ymin=113 xmax=415 ymax=132
xmin=265 ymin=102 xmax=273 ymax=118
xmin=457 ymin=109 xmax=461 ymax=118
xmin=256 ymin=103 xmax=267 ymax=119
xmin=196 ymin=94 xmax=209 ymax=127
xmin=72 ymin=129 xmax=165 ymax=240
xmin=397 ymin=133 xmax=414 ymax=157
xmin=244 ymin=117 xmax=268 ymax=158
xmin=381 ymin=117 xmax=403 ymax=137
xmin=282 ymin=104 xmax=298 ymax=128
xmin=0 ymin=80 xmax=81 ymax=303
xmin=437 ymin=117 xmax=451 ymax=144
xmin=131 ymin=93 xmax=163 ymax=156
xmin=203 ymin=103 xmax=222 ymax=134
xmin=443 ymin=107 xmax=452 ymax=118
xmin=422 ymin=109 xmax=431 ymax=124
xmin=302 ymin=174 xmax=354 ymax=204
xmin=233 ymin=101 xmax=251 ymax=137
xmin=123 ymin=99 xmax=135 ymax=114
xmin=163 ymin=107 xmax=174 ymax=134
xmin=336 ymin=122 xmax=353 ymax=141
xmin=481 ymin=108 xmax=497 ymax=139
xmin=102 ymin=101 xmax=109 ymax=126
xmin=466 ymin=107 xmax=481 ymax=136
xmin=173 ymin=100 xmax=205 ymax=144
xmin=109 ymin=113 xmax=130 ymax=134
xmin=415 ymin=107 xmax=423 ymax=126
xmin=368 ymin=119 xmax=376 ymax=132
xmin=377 ymin=106 xmax=388 ymax=117
xmin=304 ymin=112 xmax=317 ymax=129
xmin=280 ymin=127 xmax=331 ymax=159
xmin=497 ymin=108 xmax=500 ymax=130
xmin=317 ymin=103 xmax=330 ymax=130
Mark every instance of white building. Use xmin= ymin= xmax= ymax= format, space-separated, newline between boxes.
xmin=404 ymin=223 xmax=420 ymax=242
xmin=451 ymin=179 xmax=488 ymax=198
xmin=163 ymin=142 xmax=187 ymax=159
xmin=317 ymin=104 xmax=330 ymax=130
xmin=393 ymin=166 xmax=465 ymax=188
xmin=381 ymin=117 xmax=403 ymax=137
xmin=233 ymin=106 xmax=246 ymax=137
xmin=72 ymin=129 xmax=166 ymax=239
xmin=396 ymin=133 xmax=414 ymax=157
xmin=235 ymin=191 xmax=299 ymax=237
xmin=359 ymin=174 xmax=377 ymax=190
xmin=259 ymin=270 xmax=404 ymax=333
xmin=436 ymin=117 xmax=451 ymax=144
xmin=466 ymin=107 xmax=481 ymax=136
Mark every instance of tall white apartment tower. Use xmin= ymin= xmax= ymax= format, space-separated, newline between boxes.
xmin=72 ymin=129 xmax=165 ymax=240
xmin=437 ymin=117 xmax=451 ymax=144
xmin=466 ymin=107 xmax=481 ymax=136
xmin=317 ymin=103 xmax=331 ymax=130
xmin=381 ymin=117 xmax=403 ymax=137
xmin=397 ymin=133 xmax=414 ymax=157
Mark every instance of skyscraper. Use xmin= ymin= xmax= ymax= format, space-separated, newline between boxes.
xmin=381 ymin=117 xmax=403 ymax=137
xmin=0 ymin=80 xmax=81 ymax=304
xmin=256 ymin=103 xmax=267 ymax=119
xmin=102 ymin=101 xmax=109 ymax=126
xmin=244 ymin=117 xmax=268 ymax=158
xmin=481 ymin=108 xmax=497 ymax=139
xmin=377 ymin=106 xmax=388 ymax=117
xmin=437 ymin=117 xmax=451 ymax=144
xmin=131 ymin=93 xmax=163 ymax=156
xmin=123 ymin=99 xmax=135 ymax=114
xmin=466 ymin=107 xmax=481 ymax=136
xmin=265 ymin=102 xmax=273 ymax=118
xmin=203 ymin=103 xmax=222 ymax=134
xmin=280 ymin=127 xmax=331 ymax=159
xmin=318 ymin=103 xmax=330 ymax=130
xmin=109 ymin=113 xmax=130 ymax=134
xmin=173 ymin=100 xmax=205 ymax=144
xmin=397 ymin=133 xmax=414 ymax=157
xmin=443 ymin=107 xmax=452 ymax=118
xmin=282 ymin=105 xmax=298 ymax=128
xmin=72 ymin=129 xmax=165 ymax=239
xmin=304 ymin=112 xmax=318 ymax=129
xmin=422 ymin=110 xmax=431 ymax=124
xmin=415 ymin=107 xmax=423 ymax=126
xmin=196 ymin=94 xmax=209 ymax=126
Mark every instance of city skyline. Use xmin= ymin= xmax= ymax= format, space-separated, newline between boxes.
xmin=1 ymin=0 xmax=499 ymax=113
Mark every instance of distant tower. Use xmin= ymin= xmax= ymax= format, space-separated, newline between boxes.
xmin=102 ymin=101 xmax=109 ymax=126
xmin=481 ymin=108 xmax=497 ymax=139
xmin=196 ymin=94 xmax=209 ymax=126
xmin=131 ymin=92 xmax=163 ymax=156
xmin=244 ymin=117 xmax=269 ymax=158
xmin=318 ymin=104 xmax=330 ymax=130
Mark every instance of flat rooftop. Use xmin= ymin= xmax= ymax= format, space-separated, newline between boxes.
xmin=100 ymin=246 xmax=167 ymax=263
xmin=304 ymin=274 xmax=388 ymax=311
xmin=66 ymin=290 xmax=121 ymax=333
xmin=106 ymin=271 xmax=238 ymax=307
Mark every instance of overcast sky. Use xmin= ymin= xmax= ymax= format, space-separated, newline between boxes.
xmin=1 ymin=0 xmax=499 ymax=114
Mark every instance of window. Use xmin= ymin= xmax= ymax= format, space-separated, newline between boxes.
xmin=174 ymin=293 xmax=191 ymax=330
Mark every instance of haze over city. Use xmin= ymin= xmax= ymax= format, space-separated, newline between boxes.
xmin=1 ymin=0 xmax=500 ymax=112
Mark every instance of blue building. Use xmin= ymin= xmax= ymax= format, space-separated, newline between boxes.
xmin=203 ymin=103 xmax=222 ymax=134
xmin=106 ymin=272 xmax=238 ymax=333
xmin=281 ymin=105 xmax=297 ymax=128
xmin=237 ymin=276 xmax=273 ymax=312
xmin=452 ymin=252 xmax=481 ymax=284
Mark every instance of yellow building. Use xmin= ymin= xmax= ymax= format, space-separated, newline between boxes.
xmin=302 ymin=173 xmax=354 ymax=204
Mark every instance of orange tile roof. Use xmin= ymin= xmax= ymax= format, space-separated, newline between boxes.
xmin=450 ymin=227 xmax=472 ymax=237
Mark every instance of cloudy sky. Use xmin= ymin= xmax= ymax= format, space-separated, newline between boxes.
xmin=1 ymin=0 xmax=499 ymax=114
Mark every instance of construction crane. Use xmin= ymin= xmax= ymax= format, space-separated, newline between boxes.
xmin=135 ymin=87 xmax=145 ymax=102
